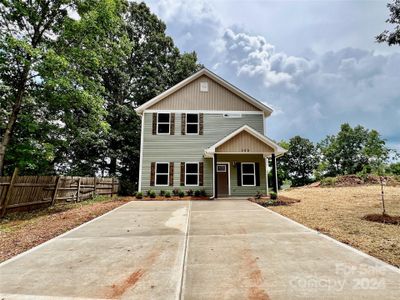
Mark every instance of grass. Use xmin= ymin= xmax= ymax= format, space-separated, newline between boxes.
xmin=0 ymin=196 xmax=132 ymax=262
xmin=274 ymin=185 xmax=400 ymax=268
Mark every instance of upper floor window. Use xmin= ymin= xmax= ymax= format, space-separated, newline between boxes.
xmin=186 ymin=113 xmax=199 ymax=134
xmin=157 ymin=113 xmax=170 ymax=134
xmin=155 ymin=162 xmax=169 ymax=186
xmin=241 ymin=163 xmax=256 ymax=186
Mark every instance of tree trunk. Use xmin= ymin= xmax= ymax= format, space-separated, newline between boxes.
xmin=109 ymin=157 xmax=117 ymax=176
xmin=0 ymin=66 xmax=30 ymax=175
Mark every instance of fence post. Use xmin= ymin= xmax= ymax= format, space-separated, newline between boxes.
xmin=111 ymin=178 xmax=114 ymax=197
xmin=50 ymin=176 xmax=61 ymax=206
xmin=1 ymin=168 xmax=19 ymax=217
xmin=76 ymin=177 xmax=81 ymax=202
xmin=93 ymin=176 xmax=97 ymax=198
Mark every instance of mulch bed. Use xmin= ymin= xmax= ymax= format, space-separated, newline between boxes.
xmin=249 ymin=195 xmax=301 ymax=207
xmin=135 ymin=196 xmax=210 ymax=201
xmin=363 ymin=213 xmax=400 ymax=225
xmin=0 ymin=197 xmax=132 ymax=263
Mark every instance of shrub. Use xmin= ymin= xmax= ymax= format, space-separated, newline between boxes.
xmin=172 ymin=188 xmax=180 ymax=196
xmin=132 ymin=191 xmax=137 ymax=197
xmin=149 ymin=190 xmax=156 ymax=198
xmin=270 ymin=192 xmax=277 ymax=200
xmin=264 ymin=199 xmax=278 ymax=206
xmin=320 ymin=177 xmax=337 ymax=186
xmin=178 ymin=190 xmax=185 ymax=198
xmin=136 ymin=192 xmax=143 ymax=199
xmin=165 ymin=191 xmax=171 ymax=198
xmin=186 ymin=189 xmax=194 ymax=196
xmin=194 ymin=189 xmax=201 ymax=197
xmin=200 ymin=189 xmax=207 ymax=197
xmin=255 ymin=190 xmax=262 ymax=199
xmin=159 ymin=190 xmax=166 ymax=196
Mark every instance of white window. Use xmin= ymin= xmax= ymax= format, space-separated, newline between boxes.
xmin=200 ymin=81 xmax=208 ymax=92
xmin=157 ymin=113 xmax=170 ymax=134
xmin=185 ymin=162 xmax=199 ymax=186
xmin=186 ymin=113 xmax=199 ymax=134
xmin=242 ymin=163 xmax=255 ymax=186
xmin=155 ymin=162 xmax=169 ymax=186
xmin=217 ymin=165 xmax=226 ymax=172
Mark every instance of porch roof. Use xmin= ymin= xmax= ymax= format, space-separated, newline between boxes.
xmin=204 ymin=125 xmax=287 ymax=158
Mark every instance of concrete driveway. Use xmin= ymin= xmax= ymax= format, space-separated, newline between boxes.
xmin=0 ymin=200 xmax=399 ymax=299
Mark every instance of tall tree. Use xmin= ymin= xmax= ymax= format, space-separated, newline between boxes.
xmin=279 ymin=136 xmax=319 ymax=186
xmin=376 ymin=0 xmax=400 ymax=46
xmin=98 ymin=2 xmax=200 ymax=194
xmin=0 ymin=0 xmax=118 ymax=175
xmin=0 ymin=0 xmax=74 ymax=175
xmin=318 ymin=123 xmax=391 ymax=176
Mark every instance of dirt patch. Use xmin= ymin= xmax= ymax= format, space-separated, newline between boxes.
xmin=109 ymin=269 xmax=145 ymax=298
xmin=363 ymin=213 xmax=400 ymax=225
xmin=319 ymin=174 xmax=400 ymax=187
xmin=276 ymin=185 xmax=400 ymax=268
xmin=0 ymin=197 xmax=132 ymax=263
xmin=240 ymin=248 xmax=270 ymax=300
xmin=135 ymin=196 xmax=209 ymax=201
xmin=105 ymin=246 xmax=162 ymax=298
xmin=249 ymin=195 xmax=300 ymax=207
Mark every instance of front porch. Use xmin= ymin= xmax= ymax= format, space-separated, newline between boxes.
xmin=204 ymin=125 xmax=286 ymax=198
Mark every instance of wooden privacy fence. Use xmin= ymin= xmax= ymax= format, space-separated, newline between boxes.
xmin=0 ymin=168 xmax=119 ymax=217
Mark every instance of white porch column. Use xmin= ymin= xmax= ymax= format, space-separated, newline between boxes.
xmin=212 ymin=154 xmax=215 ymax=198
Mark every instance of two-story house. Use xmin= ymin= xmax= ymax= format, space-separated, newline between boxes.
xmin=135 ymin=68 xmax=286 ymax=198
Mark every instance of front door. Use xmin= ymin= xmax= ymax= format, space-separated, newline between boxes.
xmin=216 ymin=163 xmax=229 ymax=197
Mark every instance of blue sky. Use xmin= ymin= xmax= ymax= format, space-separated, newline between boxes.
xmin=144 ymin=0 xmax=400 ymax=153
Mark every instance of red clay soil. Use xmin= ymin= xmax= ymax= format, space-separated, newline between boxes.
xmin=363 ymin=213 xmax=400 ymax=225
xmin=136 ymin=196 xmax=210 ymax=201
xmin=104 ymin=246 xmax=163 ymax=298
xmin=0 ymin=197 xmax=132 ymax=263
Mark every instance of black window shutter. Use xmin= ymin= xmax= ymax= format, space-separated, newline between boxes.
xmin=181 ymin=113 xmax=186 ymax=135
xmin=255 ymin=162 xmax=260 ymax=186
xmin=150 ymin=162 xmax=155 ymax=186
xmin=180 ymin=162 xmax=185 ymax=186
xmin=152 ymin=113 xmax=157 ymax=135
xmin=237 ymin=163 xmax=242 ymax=186
xmin=199 ymin=113 xmax=204 ymax=135
xmin=170 ymin=113 xmax=175 ymax=135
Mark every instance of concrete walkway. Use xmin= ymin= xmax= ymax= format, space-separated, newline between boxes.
xmin=0 ymin=200 xmax=399 ymax=299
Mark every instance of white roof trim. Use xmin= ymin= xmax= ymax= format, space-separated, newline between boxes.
xmin=204 ymin=125 xmax=287 ymax=156
xmin=135 ymin=68 xmax=273 ymax=116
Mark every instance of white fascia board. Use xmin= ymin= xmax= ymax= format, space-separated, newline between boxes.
xmin=204 ymin=125 xmax=287 ymax=156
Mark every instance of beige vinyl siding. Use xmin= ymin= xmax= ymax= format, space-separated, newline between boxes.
xmin=216 ymin=154 xmax=267 ymax=197
xmin=140 ymin=112 xmax=264 ymax=195
xmin=148 ymin=75 xmax=261 ymax=111
xmin=216 ymin=131 xmax=274 ymax=153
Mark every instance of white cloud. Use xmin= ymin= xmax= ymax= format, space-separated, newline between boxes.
xmin=220 ymin=29 xmax=317 ymax=89
xmin=144 ymin=0 xmax=400 ymax=150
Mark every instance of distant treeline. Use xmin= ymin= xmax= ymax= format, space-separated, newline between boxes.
xmin=275 ymin=123 xmax=399 ymax=187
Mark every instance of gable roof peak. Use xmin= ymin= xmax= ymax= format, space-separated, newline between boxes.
xmin=135 ymin=67 xmax=273 ymax=116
